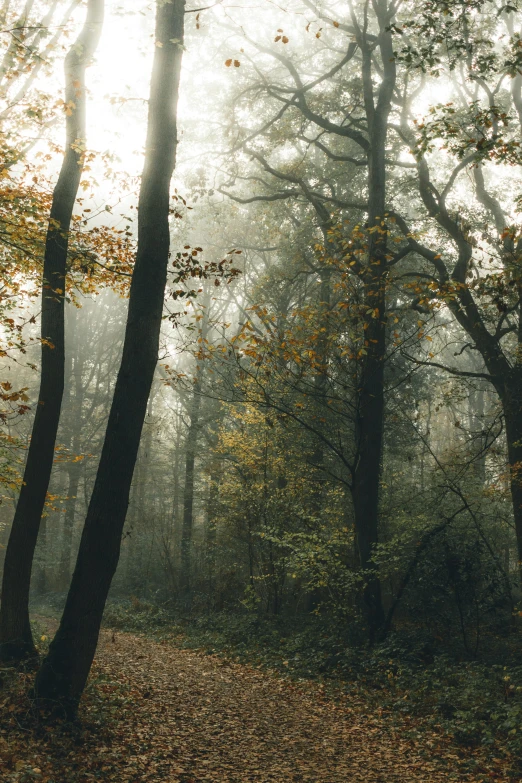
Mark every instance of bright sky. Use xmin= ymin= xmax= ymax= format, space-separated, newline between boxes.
xmin=39 ymin=0 xmax=521 ymax=230
xmin=85 ymin=0 xmax=155 ymax=192
xmin=83 ymin=0 xmax=309 ymax=181
xmin=88 ymin=1 xmax=154 ymax=175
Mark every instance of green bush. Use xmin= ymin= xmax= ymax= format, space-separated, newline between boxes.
xmin=102 ymin=598 xmax=172 ymax=632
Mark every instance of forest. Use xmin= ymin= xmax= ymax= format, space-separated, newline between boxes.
xmin=0 ymin=0 xmax=522 ymax=780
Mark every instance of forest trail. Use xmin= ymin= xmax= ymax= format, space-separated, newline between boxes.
xmin=0 ymin=629 xmax=509 ymax=783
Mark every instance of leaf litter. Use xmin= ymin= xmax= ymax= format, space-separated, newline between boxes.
xmin=0 ymin=629 xmax=516 ymax=782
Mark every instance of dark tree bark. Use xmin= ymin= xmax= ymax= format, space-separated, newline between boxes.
xmin=350 ymin=3 xmax=396 ymax=639
xmin=0 ymin=0 xmax=104 ymax=661
xmin=500 ymin=374 xmax=522 ymax=582
xmin=34 ymin=0 xmax=185 ymax=716
xmin=33 ymin=515 xmax=48 ymax=597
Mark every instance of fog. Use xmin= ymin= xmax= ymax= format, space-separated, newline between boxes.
xmin=0 ymin=1 xmax=521 ymax=774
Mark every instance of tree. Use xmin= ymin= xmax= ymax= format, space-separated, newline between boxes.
xmin=390 ymin=0 xmax=522 ymax=587
xmin=0 ymin=1 xmax=86 ymax=430
xmin=33 ymin=0 xmax=185 ymax=715
xmin=215 ymin=0 xmax=416 ymax=637
xmin=0 ymin=0 xmax=104 ymax=661
xmin=0 ymin=1 xmax=82 ymax=166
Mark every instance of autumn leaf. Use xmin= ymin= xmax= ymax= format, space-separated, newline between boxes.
xmin=0 ymin=624 xmax=513 ymax=782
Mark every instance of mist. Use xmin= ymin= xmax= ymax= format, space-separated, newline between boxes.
xmin=0 ymin=0 xmax=521 ymax=779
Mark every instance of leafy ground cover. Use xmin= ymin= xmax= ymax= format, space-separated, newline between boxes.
xmin=0 ymin=607 xmax=517 ymax=781
xmin=103 ymin=601 xmax=522 ymax=776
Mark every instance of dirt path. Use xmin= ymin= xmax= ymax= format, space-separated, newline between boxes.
xmin=0 ymin=630 xmax=511 ymax=782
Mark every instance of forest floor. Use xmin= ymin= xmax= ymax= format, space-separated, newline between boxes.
xmin=0 ymin=624 xmax=517 ymax=783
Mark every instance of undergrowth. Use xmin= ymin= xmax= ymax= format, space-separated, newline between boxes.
xmin=103 ymin=598 xmax=522 ymax=771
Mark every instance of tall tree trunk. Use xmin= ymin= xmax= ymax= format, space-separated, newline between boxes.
xmin=180 ymin=379 xmax=201 ymax=599
xmin=34 ymin=0 xmax=184 ymax=715
xmin=0 ymin=0 xmax=104 ymax=661
xmin=309 ymin=264 xmax=331 ymax=497
xmin=58 ymin=462 xmax=81 ymax=589
xmin=352 ymin=268 xmax=386 ymax=638
xmin=171 ymin=415 xmax=182 ymax=563
xmin=351 ymin=10 xmax=396 ymax=640
xmin=305 ymin=259 xmax=330 ymax=613
xmin=204 ymin=460 xmax=220 ymax=609
xmin=58 ymin=311 xmax=85 ymax=590
xmin=180 ymin=305 xmax=209 ymax=599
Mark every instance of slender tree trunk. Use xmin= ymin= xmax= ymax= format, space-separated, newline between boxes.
xmin=0 ymin=0 xmax=104 ymax=661
xmin=58 ymin=317 xmax=85 ymax=590
xmin=34 ymin=0 xmax=184 ymax=715
xmin=504 ymin=374 xmax=522 ymax=585
xmin=309 ymin=265 xmax=331 ymax=496
xmin=172 ymin=416 xmax=182 ymax=530
xmin=305 ymin=262 xmax=330 ymax=613
xmin=180 ymin=305 xmax=209 ymax=599
xmin=204 ymin=461 xmax=219 ymax=609
xmin=180 ymin=382 xmax=201 ymax=599
xmin=58 ymin=465 xmax=80 ymax=588
xmin=161 ymin=413 xmax=182 ymax=593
